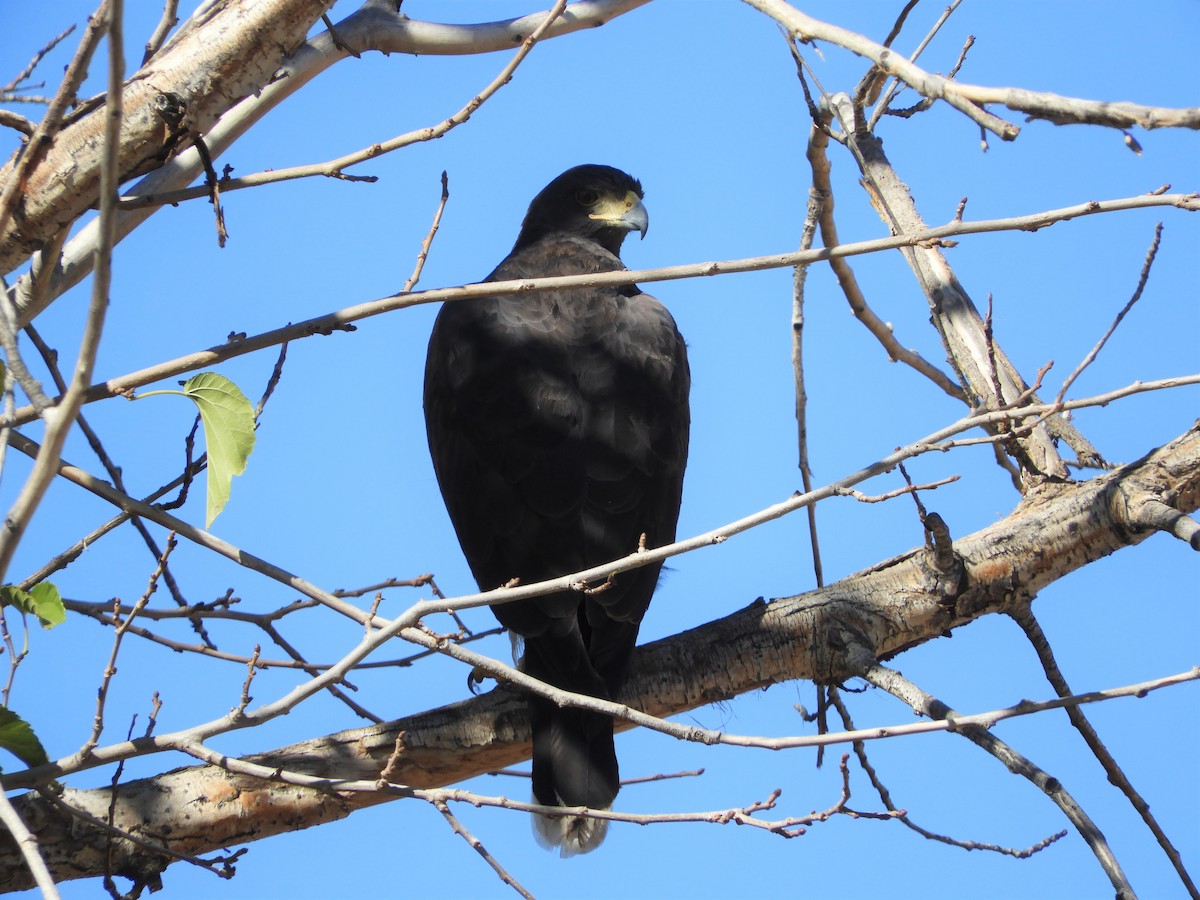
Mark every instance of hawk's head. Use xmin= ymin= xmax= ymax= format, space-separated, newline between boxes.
xmin=515 ymin=165 xmax=648 ymax=256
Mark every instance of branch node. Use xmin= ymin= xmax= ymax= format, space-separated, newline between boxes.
xmin=922 ymin=512 xmax=956 ymax=573
xmin=1125 ymin=495 xmax=1200 ymax=550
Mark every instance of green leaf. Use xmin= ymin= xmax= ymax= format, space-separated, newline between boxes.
xmin=27 ymin=582 xmax=65 ymax=629
xmin=0 ymin=582 xmax=65 ymax=629
xmin=0 ymin=707 xmax=49 ymax=770
xmin=180 ymin=372 xmax=256 ymax=528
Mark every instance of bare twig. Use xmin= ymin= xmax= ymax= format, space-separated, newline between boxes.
xmin=982 ymin=294 xmax=1005 ymax=409
xmin=193 ymin=136 xmax=228 ymax=248
xmin=0 ymin=292 xmax=54 ymax=412
xmin=1010 ymin=604 xmax=1199 ymax=899
xmin=402 ymin=171 xmax=450 ymax=292
xmin=2 ymin=25 xmax=77 ymax=95
xmin=794 ymin=141 xmax=825 ymax=588
xmin=835 ymin=475 xmax=959 ymax=504
xmin=828 ymin=686 xmax=1067 ymax=858
xmin=1056 ymin=223 xmax=1163 ymax=403
xmin=253 ymin=342 xmax=289 ymax=421
xmin=0 ymin=361 xmax=12 ymax=502
xmin=141 ymin=0 xmax=180 ymax=64
xmin=803 ymin=117 xmax=966 ymax=400
xmin=620 ymin=768 xmax=706 ymax=786
xmin=80 ymin=535 xmax=176 ymax=759
xmin=189 ymin=744 xmax=860 ymax=838
xmin=879 ymin=0 xmax=920 ymax=50
xmin=431 ymin=801 xmax=534 ymax=900
xmin=236 ymin=645 xmax=262 ymax=717
xmin=250 ymin=620 xmax=380 ymax=723
xmin=57 ymin=590 xmax=492 ymax=677
xmin=333 ymin=575 xmax=437 ymax=599
xmin=103 ymin=698 xmax=162 ymax=898
xmin=847 ymin=642 xmax=1136 ymax=900
xmin=868 ymin=1 xmax=967 ymax=129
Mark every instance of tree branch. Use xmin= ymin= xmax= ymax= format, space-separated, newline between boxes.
xmin=0 ymin=0 xmax=124 ymax=582
xmin=848 ymin=647 xmax=1135 ymax=899
xmin=1010 ymin=604 xmax=1200 ymax=899
xmin=1 ymin=0 xmax=651 ymax=316
xmin=1 ymin=421 xmax=1196 ymax=890
xmin=0 ymin=791 xmax=57 ymax=899
xmin=118 ymin=0 xmax=573 ymax=211
xmin=824 ymin=88 xmax=1101 ymax=482
xmin=0 ymin=0 xmax=338 ymax=276
xmin=745 ymin=0 xmax=1200 ymax=138
xmin=3 ymin=190 xmax=1194 ymax=431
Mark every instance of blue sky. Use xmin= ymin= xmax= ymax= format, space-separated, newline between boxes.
xmin=2 ymin=1 xmax=1198 ymax=898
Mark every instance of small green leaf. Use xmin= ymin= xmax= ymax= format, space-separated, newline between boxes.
xmin=180 ymin=372 xmax=256 ymax=528
xmin=0 ymin=707 xmax=49 ymax=770
xmin=29 ymin=582 xmax=65 ymax=629
xmin=0 ymin=582 xmax=65 ymax=629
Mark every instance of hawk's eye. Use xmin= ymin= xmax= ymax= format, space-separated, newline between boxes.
xmin=575 ymin=189 xmax=600 ymax=207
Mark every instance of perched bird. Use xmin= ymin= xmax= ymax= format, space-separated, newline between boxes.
xmin=423 ymin=165 xmax=690 ymax=855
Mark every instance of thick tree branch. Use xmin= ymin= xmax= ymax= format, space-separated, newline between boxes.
xmin=803 ymin=116 xmax=965 ymax=400
xmin=118 ymin=0 xmax=574 ymax=212
xmin=0 ymin=6 xmax=108 ymax=260
xmin=2 ymin=422 xmax=1196 ymax=891
xmin=1 ymin=0 xmax=651 ymax=317
xmin=825 ymin=90 xmax=1103 ymax=482
xmin=0 ymin=0 xmax=338 ymax=276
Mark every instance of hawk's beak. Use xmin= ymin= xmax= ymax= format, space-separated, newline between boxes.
xmin=590 ymin=191 xmax=649 ymax=239
xmin=621 ymin=194 xmax=649 ymax=240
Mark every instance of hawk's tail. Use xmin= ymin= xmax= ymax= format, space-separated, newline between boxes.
xmin=520 ymin=634 xmax=620 ymax=856
xmin=528 ymin=697 xmax=617 ymax=857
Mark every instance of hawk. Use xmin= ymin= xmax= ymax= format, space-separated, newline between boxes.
xmin=424 ymin=165 xmax=690 ymax=854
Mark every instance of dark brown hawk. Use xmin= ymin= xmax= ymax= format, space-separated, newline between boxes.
xmin=423 ymin=165 xmax=690 ymax=855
